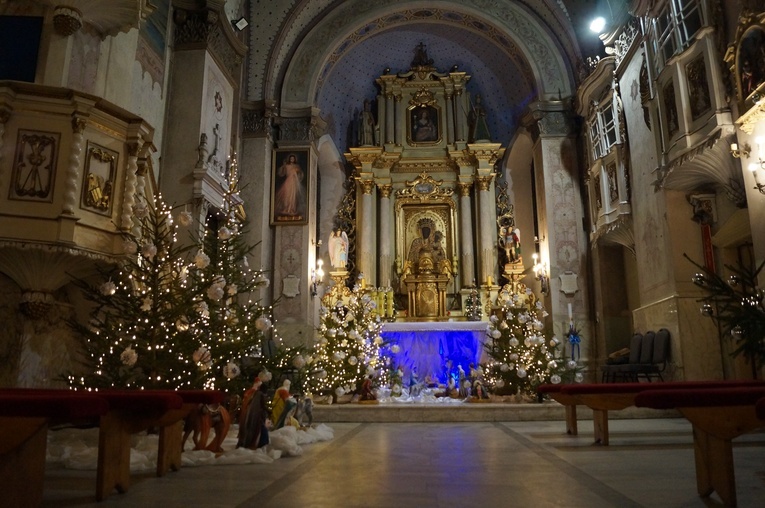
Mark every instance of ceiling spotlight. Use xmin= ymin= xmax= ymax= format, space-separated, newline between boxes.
xmin=234 ymin=17 xmax=248 ymax=31
xmin=589 ymin=17 xmax=606 ymax=34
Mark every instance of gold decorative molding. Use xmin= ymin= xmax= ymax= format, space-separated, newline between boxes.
xmin=408 ymin=87 xmax=437 ymax=108
xmin=736 ymin=99 xmax=765 ymax=134
xmin=468 ymin=147 xmax=505 ymax=166
xmin=475 ymin=175 xmax=494 ymax=191
xmin=392 ymin=160 xmax=457 ymax=173
xmin=378 ymin=184 xmax=393 ymax=198
xmin=395 ymin=171 xmax=455 ymax=208
xmin=359 ymin=179 xmax=375 ymax=195
xmin=456 ymin=182 xmax=473 ymax=197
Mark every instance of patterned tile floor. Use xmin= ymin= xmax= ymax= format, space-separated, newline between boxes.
xmin=42 ymin=419 xmax=765 ymax=507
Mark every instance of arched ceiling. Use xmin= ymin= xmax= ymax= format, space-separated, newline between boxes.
xmin=248 ymin=0 xmax=609 ymax=150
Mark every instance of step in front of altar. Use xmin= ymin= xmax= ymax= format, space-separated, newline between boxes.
xmin=311 ymin=402 xmax=671 ymax=423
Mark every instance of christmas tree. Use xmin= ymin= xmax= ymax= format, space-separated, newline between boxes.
xmin=69 ymin=173 xmax=279 ymax=391
xmin=687 ymin=253 xmax=765 ymax=377
xmin=187 ymin=188 xmax=276 ymax=394
xmin=68 ymin=195 xmax=204 ymax=389
xmin=306 ymin=284 xmax=386 ymax=400
xmin=482 ymin=283 xmax=578 ymax=399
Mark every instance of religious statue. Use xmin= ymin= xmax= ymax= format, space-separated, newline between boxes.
xmin=360 ymin=374 xmax=376 ymax=401
xmin=499 ymin=227 xmax=521 ymax=265
xmin=360 ymin=99 xmax=376 ymax=146
xmin=237 ymin=376 xmax=269 ymax=449
xmin=271 ymin=379 xmax=299 ymax=429
xmin=328 ymin=228 xmax=349 ymax=269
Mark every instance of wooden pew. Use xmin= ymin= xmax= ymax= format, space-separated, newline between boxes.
xmin=635 ymin=386 xmax=765 ymax=508
xmin=0 ymin=390 xmax=109 ymax=507
xmin=154 ymin=389 xmax=226 ymax=477
xmin=537 ymin=380 xmax=765 ymax=445
xmin=537 ymin=384 xmax=578 ymax=435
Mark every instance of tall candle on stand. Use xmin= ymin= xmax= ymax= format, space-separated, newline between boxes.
xmin=386 ymin=289 xmax=394 ymax=317
xmin=568 ymin=303 xmax=573 ymax=327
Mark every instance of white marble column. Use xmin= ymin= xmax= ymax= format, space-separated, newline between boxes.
xmin=457 ymin=182 xmax=475 ymax=286
xmin=385 ymin=93 xmax=394 ymax=144
xmin=455 ymin=91 xmax=466 ymax=142
xmin=476 ymin=175 xmax=496 ymax=284
xmin=445 ymin=92 xmax=455 ymax=144
xmin=378 ymin=184 xmax=393 ymax=287
xmin=394 ymin=95 xmax=403 ymax=146
xmin=358 ymin=179 xmax=376 ymax=281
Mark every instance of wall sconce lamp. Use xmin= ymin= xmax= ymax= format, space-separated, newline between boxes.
xmin=532 ymin=253 xmax=550 ymax=295
xmin=747 ymin=137 xmax=765 ymax=195
xmin=311 ymin=259 xmax=324 ymax=298
xmin=730 ymin=142 xmax=751 ymax=158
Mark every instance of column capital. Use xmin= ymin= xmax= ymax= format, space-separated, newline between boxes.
xmin=378 ymin=184 xmax=393 ymax=199
xmin=525 ymin=100 xmax=575 ymax=137
xmin=475 ymin=175 xmax=494 ymax=191
xmin=358 ymin=179 xmax=376 ymax=195
xmin=456 ymin=182 xmax=473 ymax=196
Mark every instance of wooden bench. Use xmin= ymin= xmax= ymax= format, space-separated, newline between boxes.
xmin=0 ymin=390 xmax=109 ymax=507
xmin=635 ymin=386 xmax=765 ymax=507
xmin=154 ymin=389 xmax=226 ymax=476
xmin=538 ymin=380 xmax=765 ymax=445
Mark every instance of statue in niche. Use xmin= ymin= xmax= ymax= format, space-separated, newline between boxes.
xmin=359 ymin=99 xmax=376 ymax=146
xmin=468 ymin=94 xmax=491 ymax=142
xmin=328 ymin=228 xmax=349 ymax=269
xmin=411 ymin=41 xmax=433 ymax=67
xmin=408 ymin=217 xmax=444 ymax=273
xmin=499 ymin=226 xmax=521 ymax=265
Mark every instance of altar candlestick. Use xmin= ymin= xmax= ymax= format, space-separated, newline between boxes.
xmin=386 ymin=290 xmax=394 ymax=317
xmin=568 ymin=303 xmax=573 ymax=323
xmin=486 ymin=275 xmax=492 ymax=286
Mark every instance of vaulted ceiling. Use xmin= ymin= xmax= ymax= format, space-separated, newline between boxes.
xmin=249 ymin=0 xmax=617 ymax=150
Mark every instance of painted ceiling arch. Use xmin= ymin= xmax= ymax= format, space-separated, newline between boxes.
xmin=277 ymin=0 xmax=577 ymax=111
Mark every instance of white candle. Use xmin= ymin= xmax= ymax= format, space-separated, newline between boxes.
xmin=568 ymin=303 xmax=573 ymax=320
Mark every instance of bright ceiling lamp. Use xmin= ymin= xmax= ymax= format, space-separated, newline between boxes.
xmin=589 ymin=17 xmax=606 ymax=34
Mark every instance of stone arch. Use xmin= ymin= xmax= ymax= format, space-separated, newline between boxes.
xmin=273 ymin=0 xmax=576 ymax=113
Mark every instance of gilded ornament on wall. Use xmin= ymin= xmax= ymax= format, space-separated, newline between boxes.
xmin=11 ymin=130 xmax=60 ymax=202
xmin=81 ymin=142 xmax=118 ymax=215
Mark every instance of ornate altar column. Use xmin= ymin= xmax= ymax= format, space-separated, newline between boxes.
xmin=469 ymin=144 xmax=505 ymax=286
xmin=476 ymin=174 xmax=496 ymax=285
xmin=394 ymin=95 xmax=404 ymax=146
xmin=358 ymin=179 xmax=376 ymax=282
xmin=385 ymin=92 xmax=395 ymax=145
xmin=455 ymin=90 xmax=466 ymax=142
xmin=528 ymin=100 xmax=590 ymax=361
xmin=445 ymin=91 xmax=455 ymax=144
xmin=378 ymin=184 xmax=393 ymax=287
xmin=457 ymin=182 xmax=475 ymax=287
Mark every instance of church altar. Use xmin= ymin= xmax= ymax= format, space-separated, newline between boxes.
xmin=381 ymin=321 xmax=489 ymax=384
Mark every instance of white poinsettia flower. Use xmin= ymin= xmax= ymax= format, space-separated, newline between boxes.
xmin=141 ymin=243 xmax=157 ymax=259
xmin=207 ymin=285 xmax=225 ymax=301
xmin=195 ymin=300 xmax=209 ymax=317
xmin=193 ymin=347 xmax=211 ymax=364
xmin=178 ymin=210 xmax=193 ymax=227
xmin=120 ymin=346 xmax=137 ymax=366
xmin=218 ymin=227 xmax=232 ymax=240
xmin=194 ymin=250 xmax=210 ymax=269
xmin=255 ymin=316 xmax=272 ymax=331
xmin=122 ymin=239 xmax=137 ymax=254
xmin=100 ymin=280 xmax=117 ymax=296
xmin=223 ymin=361 xmax=241 ymax=379
xmin=133 ymin=203 xmax=149 ymax=218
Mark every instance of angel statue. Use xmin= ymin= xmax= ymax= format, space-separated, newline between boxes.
xmin=328 ymin=228 xmax=349 ymax=269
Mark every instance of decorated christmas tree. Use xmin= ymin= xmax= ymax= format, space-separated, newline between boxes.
xmin=482 ymin=283 xmax=579 ymax=398
xmin=68 ymin=195 xmax=204 ymax=389
xmin=187 ymin=188 xmax=276 ymax=394
xmin=69 ymin=174 xmax=278 ymax=391
xmin=306 ymin=284 xmax=386 ymax=400
xmin=687 ymin=253 xmax=765 ymax=377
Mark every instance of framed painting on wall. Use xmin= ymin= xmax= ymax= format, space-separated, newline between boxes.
xmin=408 ymin=105 xmax=440 ymax=144
xmin=271 ymin=148 xmax=309 ymax=225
